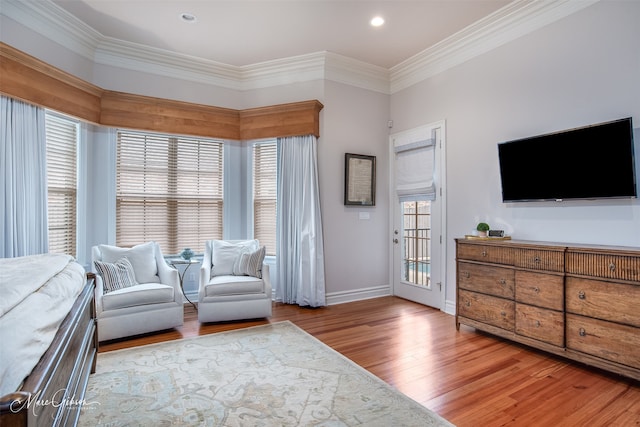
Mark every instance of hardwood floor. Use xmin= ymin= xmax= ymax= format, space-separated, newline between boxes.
xmin=98 ymin=297 xmax=640 ymax=426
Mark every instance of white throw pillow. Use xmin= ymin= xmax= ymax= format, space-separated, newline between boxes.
xmin=235 ymin=246 xmax=266 ymax=278
xmin=211 ymin=240 xmax=258 ymax=277
xmin=99 ymin=241 xmax=159 ymax=283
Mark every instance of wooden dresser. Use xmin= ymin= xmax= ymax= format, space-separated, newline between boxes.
xmin=456 ymin=238 xmax=640 ymax=380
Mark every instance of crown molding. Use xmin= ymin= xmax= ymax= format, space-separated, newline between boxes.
xmin=2 ymin=0 xmax=599 ymax=96
xmin=95 ymin=43 xmax=389 ymax=93
xmin=324 ymin=52 xmax=390 ymax=94
xmin=239 ymin=52 xmax=326 ymax=91
xmin=389 ymin=0 xmax=600 ymax=93
xmin=1 ymin=0 xmax=100 ymax=60
xmin=94 ymin=37 xmax=243 ymax=90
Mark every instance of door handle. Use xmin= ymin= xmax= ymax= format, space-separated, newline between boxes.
xmin=393 ymin=238 xmax=399 ymax=244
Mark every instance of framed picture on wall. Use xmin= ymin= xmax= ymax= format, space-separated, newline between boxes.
xmin=344 ymin=153 xmax=376 ymax=206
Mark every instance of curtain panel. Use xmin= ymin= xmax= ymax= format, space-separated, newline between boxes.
xmin=1 ymin=96 xmax=48 ymax=258
xmin=276 ymin=135 xmax=326 ymax=307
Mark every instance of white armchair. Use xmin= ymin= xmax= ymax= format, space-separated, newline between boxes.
xmin=91 ymin=241 xmax=184 ymax=341
xmin=198 ymin=239 xmax=272 ymax=323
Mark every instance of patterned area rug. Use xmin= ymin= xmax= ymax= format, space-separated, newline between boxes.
xmin=79 ymin=321 xmax=453 ymax=426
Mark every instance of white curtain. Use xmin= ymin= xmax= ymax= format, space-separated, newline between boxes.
xmin=0 ymin=96 xmax=48 ymax=258
xmin=276 ymin=135 xmax=326 ymax=307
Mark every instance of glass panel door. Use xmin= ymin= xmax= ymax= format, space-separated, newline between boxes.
xmin=391 ymin=121 xmax=445 ymax=310
xmin=402 ymin=200 xmax=431 ymax=287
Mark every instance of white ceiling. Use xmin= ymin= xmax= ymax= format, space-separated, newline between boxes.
xmin=50 ymin=0 xmax=512 ymax=69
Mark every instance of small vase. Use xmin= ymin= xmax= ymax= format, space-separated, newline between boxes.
xmin=478 ymin=231 xmax=487 ymax=237
xmin=180 ymin=248 xmax=194 ymax=260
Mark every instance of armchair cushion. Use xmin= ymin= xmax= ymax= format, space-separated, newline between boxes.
xmin=211 ymin=240 xmax=258 ymax=277
xmin=102 ymin=283 xmax=175 ymax=311
xmin=99 ymin=241 xmax=159 ymax=283
xmin=203 ymin=275 xmax=265 ymax=297
xmin=233 ymin=246 xmax=266 ymax=278
xmin=94 ymin=257 xmax=138 ymax=293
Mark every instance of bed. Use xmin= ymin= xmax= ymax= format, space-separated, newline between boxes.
xmin=0 ymin=254 xmax=97 ymax=427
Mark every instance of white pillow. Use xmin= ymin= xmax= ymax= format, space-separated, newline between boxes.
xmin=235 ymin=246 xmax=266 ymax=278
xmin=211 ymin=240 xmax=258 ymax=277
xmin=99 ymin=241 xmax=159 ymax=284
xmin=94 ymin=257 xmax=139 ymax=293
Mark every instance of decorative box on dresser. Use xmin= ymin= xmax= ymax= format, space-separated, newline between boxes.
xmin=456 ymin=238 xmax=640 ymax=381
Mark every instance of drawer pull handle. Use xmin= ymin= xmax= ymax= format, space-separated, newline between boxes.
xmin=535 ymin=320 xmax=541 ymax=328
xmin=534 ymin=256 xmax=540 ymax=263
xmin=533 ymin=287 xmax=540 ymax=293
xmin=499 ymin=279 xmax=506 ymax=286
xmin=481 ymin=250 xmax=487 ymax=257
xmin=579 ymin=328 xmax=586 ymax=337
xmin=578 ymin=291 xmax=586 ymax=300
xmin=465 ymin=301 xmax=471 ymax=307
xmin=463 ymin=271 xmax=470 ymax=279
xmin=609 ymin=262 xmax=616 ymax=272
xmin=500 ymin=311 xmax=506 ymax=317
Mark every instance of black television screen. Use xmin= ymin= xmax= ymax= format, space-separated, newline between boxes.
xmin=498 ymin=117 xmax=636 ymax=202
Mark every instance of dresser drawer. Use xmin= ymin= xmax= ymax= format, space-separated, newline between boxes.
xmin=566 ymin=277 xmax=640 ymax=327
xmin=566 ymin=314 xmax=640 ymax=369
xmin=458 ymin=262 xmax=514 ymax=298
xmin=515 ymin=271 xmax=563 ymax=311
xmin=566 ymin=251 xmax=640 ymax=282
xmin=515 ymin=303 xmax=564 ymax=347
xmin=515 ymin=248 xmax=564 ymax=273
xmin=458 ymin=289 xmax=514 ymax=331
xmin=457 ymin=243 xmax=513 ymax=265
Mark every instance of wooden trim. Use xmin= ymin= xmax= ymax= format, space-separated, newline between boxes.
xmin=1 ymin=43 xmax=323 ymax=139
xmin=240 ymin=100 xmax=324 ymax=139
xmin=100 ymin=91 xmax=241 ymax=140
xmin=0 ymin=42 xmax=103 ymax=123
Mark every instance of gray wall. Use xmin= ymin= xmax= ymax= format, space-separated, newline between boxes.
xmin=390 ymin=1 xmax=640 ymax=307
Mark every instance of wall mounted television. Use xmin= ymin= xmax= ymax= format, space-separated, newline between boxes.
xmin=498 ymin=117 xmax=636 ymax=202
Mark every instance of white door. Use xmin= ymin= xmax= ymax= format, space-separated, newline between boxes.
xmin=390 ymin=122 xmax=446 ymax=309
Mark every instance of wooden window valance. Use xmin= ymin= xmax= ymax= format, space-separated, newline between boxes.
xmin=0 ymin=42 xmax=323 ymax=140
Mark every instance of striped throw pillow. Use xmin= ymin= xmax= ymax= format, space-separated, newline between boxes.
xmin=94 ymin=257 xmax=139 ymax=293
xmin=235 ymin=246 xmax=266 ymax=278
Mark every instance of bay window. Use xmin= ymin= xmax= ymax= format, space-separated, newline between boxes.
xmin=116 ymin=131 xmax=224 ymax=254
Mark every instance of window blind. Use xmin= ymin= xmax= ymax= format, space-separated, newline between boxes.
xmin=45 ymin=112 xmax=77 ymax=256
xmin=116 ymin=131 xmax=223 ymax=254
xmin=393 ymin=129 xmax=436 ymax=202
xmin=253 ymin=141 xmax=277 ymax=256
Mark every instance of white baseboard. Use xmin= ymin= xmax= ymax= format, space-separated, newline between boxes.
xmin=183 ymin=286 xmax=457 ymax=314
xmin=182 ymin=287 xmax=393 ymax=307
xmin=444 ymin=299 xmax=456 ymax=316
xmin=326 ymin=285 xmax=392 ymax=305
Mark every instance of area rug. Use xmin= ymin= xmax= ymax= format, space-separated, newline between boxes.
xmin=78 ymin=321 xmax=453 ymax=426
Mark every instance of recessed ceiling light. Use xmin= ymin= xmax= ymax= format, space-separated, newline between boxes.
xmin=370 ymin=16 xmax=384 ymax=27
xmin=180 ymin=13 xmax=197 ymax=23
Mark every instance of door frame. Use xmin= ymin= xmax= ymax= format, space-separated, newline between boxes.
xmin=388 ymin=120 xmax=447 ymax=311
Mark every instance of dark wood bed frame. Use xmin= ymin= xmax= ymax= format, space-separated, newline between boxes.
xmin=0 ymin=273 xmax=97 ymax=427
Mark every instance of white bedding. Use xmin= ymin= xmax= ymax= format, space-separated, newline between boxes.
xmin=0 ymin=254 xmax=86 ymax=396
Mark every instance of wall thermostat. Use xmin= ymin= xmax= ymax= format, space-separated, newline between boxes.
xmin=488 ymin=229 xmax=505 ymax=237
